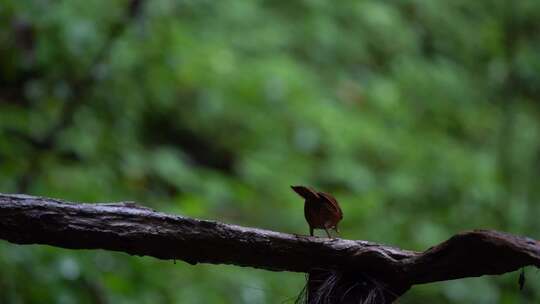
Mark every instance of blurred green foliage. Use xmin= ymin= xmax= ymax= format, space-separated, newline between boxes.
xmin=1 ymin=0 xmax=540 ymax=303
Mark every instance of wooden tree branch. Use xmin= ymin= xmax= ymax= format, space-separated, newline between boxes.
xmin=1 ymin=193 xmax=539 ymax=301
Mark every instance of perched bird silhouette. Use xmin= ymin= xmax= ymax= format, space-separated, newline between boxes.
xmin=291 ymin=185 xmax=343 ymax=238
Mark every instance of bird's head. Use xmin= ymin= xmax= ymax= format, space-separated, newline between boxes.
xmin=290 ymin=185 xmax=319 ymax=201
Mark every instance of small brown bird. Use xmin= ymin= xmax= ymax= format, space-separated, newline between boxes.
xmin=291 ymin=185 xmax=343 ymax=238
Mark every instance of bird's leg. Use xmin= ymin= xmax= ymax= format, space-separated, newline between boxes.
xmin=334 ymin=225 xmax=340 ymax=237
xmin=310 ymin=227 xmax=314 ymax=237
xmin=324 ymin=227 xmax=332 ymax=238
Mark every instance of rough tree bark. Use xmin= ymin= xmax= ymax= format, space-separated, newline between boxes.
xmin=1 ymin=193 xmax=539 ymax=303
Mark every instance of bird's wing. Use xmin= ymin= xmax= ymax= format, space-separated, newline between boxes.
xmin=318 ymin=191 xmax=343 ymax=219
